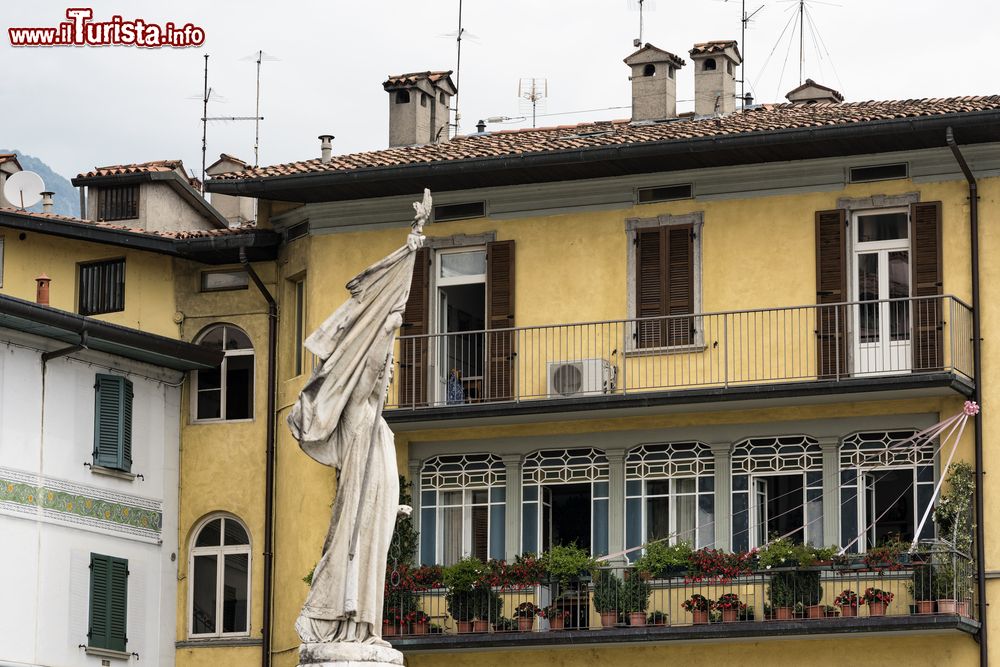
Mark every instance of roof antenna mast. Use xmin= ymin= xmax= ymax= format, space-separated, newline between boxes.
xmin=453 ymin=0 xmax=464 ymax=137
xmin=726 ymin=0 xmax=765 ymax=107
xmin=627 ymin=0 xmax=656 ymax=48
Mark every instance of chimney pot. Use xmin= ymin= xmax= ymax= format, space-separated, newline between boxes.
xmin=318 ymin=135 xmax=335 ymax=164
xmin=40 ymin=191 xmax=54 ymax=214
xmin=476 ymin=120 xmax=486 ymax=133
xmin=35 ymin=274 xmax=51 ymax=305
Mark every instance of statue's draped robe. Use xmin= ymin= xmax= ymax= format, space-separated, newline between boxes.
xmin=288 ymin=241 xmax=418 ymax=640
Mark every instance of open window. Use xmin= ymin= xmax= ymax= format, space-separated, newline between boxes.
xmin=189 ymin=514 xmax=251 ymax=638
xmin=193 ymin=324 xmax=254 ymax=421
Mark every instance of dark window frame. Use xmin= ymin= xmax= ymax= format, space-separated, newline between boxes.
xmin=200 ymin=269 xmax=249 ymax=293
xmin=193 ymin=324 xmax=255 ymax=422
xmin=78 ymin=258 xmax=126 ymax=316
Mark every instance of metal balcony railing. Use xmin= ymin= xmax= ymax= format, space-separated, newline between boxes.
xmin=388 ymin=295 xmax=973 ymax=410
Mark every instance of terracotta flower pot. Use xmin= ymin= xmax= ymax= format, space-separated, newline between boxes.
xmin=600 ymin=611 xmax=618 ymax=628
xmin=518 ymin=617 xmax=533 ymax=632
xmin=937 ymin=599 xmax=958 ymax=614
xmin=806 ymin=605 xmax=824 ymax=619
xmin=692 ymin=610 xmax=709 ymax=625
xmin=774 ymin=606 xmax=793 ymax=621
xmin=549 ymin=615 xmax=566 ymax=630
xmin=383 ymin=621 xmax=398 ymax=637
xmin=957 ymin=601 xmax=970 ymax=617
xmin=472 ymin=619 xmax=490 ymax=633
xmin=868 ymin=602 xmax=886 ymax=617
xmin=721 ymin=608 xmax=738 ymax=623
xmin=914 ymin=600 xmax=935 ymax=615
xmin=629 ymin=612 xmax=647 ymax=626
xmin=840 ymin=604 xmax=858 ymax=617
xmin=456 ymin=620 xmax=473 ymax=633
xmin=411 ymin=621 xmax=429 ymax=635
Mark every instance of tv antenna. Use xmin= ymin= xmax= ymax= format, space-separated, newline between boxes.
xmin=518 ymin=78 xmax=548 ymax=128
xmin=438 ymin=1 xmax=480 ymax=137
xmin=724 ymin=0 xmax=765 ymax=106
xmin=240 ymin=50 xmax=280 ymax=167
xmin=4 ymin=171 xmax=45 ymax=210
xmin=627 ymin=0 xmax=656 ymax=47
xmin=753 ymin=0 xmax=842 ymax=102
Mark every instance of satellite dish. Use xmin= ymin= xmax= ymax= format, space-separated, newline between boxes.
xmin=4 ymin=171 xmax=45 ymax=209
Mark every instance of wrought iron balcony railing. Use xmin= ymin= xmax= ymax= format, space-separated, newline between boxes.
xmin=388 ymin=295 xmax=973 ymax=410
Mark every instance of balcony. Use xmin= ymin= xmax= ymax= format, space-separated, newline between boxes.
xmin=386 ymin=295 xmax=974 ymax=420
xmin=387 ymin=547 xmax=978 ymax=652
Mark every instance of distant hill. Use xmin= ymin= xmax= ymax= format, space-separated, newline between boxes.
xmin=0 ymin=149 xmax=79 ymax=217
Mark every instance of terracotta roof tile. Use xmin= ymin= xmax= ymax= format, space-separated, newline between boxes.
xmin=0 ymin=153 xmax=20 ymax=165
xmin=211 ymin=95 xmax=1000 ymax=182
xmin=383 ymin=70 xmax=455 ymax=90
xmin=0 ymin=207 xmax=257 ymax=240
xmin=690 ymin=40 xmax=739 ymax=55
xmin=77 ymin=159 xmax=186 ymax=179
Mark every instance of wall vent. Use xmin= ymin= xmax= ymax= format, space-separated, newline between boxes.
xmin=849 ymin=163 xmax=908 ymax=183
xmin=637 ymin=184 xmax=693 ymax=203
xmin=433 ymin=201 xmax=486 ymax=222
xmin=286 ymin=220 xmax=310 ymax=242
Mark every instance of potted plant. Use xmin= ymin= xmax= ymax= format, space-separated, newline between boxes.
xmin=443 ymin=557 xmax=485 ymax=633
xmin=910 ymin=562 xmax=935 ymax=614
xmin=716 ymin=593 xmax=743 ymax=623
xmin=648 ymin=610 xmax=668 ymax=626
xmin=738 ymin=603 xmax=756 ymax=622
xmin=834 ymin=589 xmax=859 ymax=617
xmin=768 ymin=572 xmax=795 ymax=620
xmin=622 ymin=569 xmax=652 ymax=626
xmin=633 ymin=541 xmax=693 ymax=578
xmin=542 ymin=544 xmax=596 ymax=587
xmin=513 ymin=602 xmax=540 ymax=632
xmin=541 ymin=603 xmax=570 ymax=630
xmin=934 ymin=561 xmax=958 ymax=613
xmin=407 ymin=610 xmax=430 ymax=635
xmin=862 ymin=587 xmax=894 ymax=616
xmin=382 ymin=608 xmax=402 ymax=637
xmin=592 ymin=568 xmax=624 ymax=628
xmin=681 ymin=593 xmax=712 ymax=625
xmin=494 ymin=616 xmax=518 ymax=633
xmin=823 ymin=605 xmax=839 ymax=618
xmin=472 ymin=588 xmax=504 ymax=632
xmin=863 ymin=538 xmax=907 ymax=573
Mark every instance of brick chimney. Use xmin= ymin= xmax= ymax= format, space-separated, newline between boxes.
xmin=624 ymin=43 xmax=686 ymax=121
xmin=35 ymin=274 xmax=51 ymax=305
xmin=382 ymin=71 xmax=456 ymax=147
xmin=689 ymin=41 xmax=742 ymax=116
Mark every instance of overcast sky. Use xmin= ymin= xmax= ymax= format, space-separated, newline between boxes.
xmin=3 ymin=1 xmax=999 ymax=181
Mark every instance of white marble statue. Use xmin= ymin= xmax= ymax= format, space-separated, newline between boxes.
xmin=287 ymin=190 xmax=431 ymax=666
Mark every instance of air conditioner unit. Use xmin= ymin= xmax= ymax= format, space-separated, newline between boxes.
xmin=547 ymin=359 xmax=616 ymax=397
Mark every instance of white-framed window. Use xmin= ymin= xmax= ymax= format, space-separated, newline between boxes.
xmin=189 ymin=514 xmax=251 ymax=638
xmin=193 ymin=324 xmax=254 ymax=421
xmin=625 ymin=442 xmax=715 ymax=557
xmin=839 ymin=430 xmax=935 ymax=553
xmin=731 ymin=435 xmax=823 ymax=551
xmin=522 ymin=448 xmax=610 ymax=556
xmin=419 ymin=454 xmax=506 ymax=566
xmin=432 ymin=247 xmax=488 ymax=405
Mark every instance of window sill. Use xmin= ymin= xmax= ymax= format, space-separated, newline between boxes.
xmin=190 ymin=418 xmax=256 ymax=425
xmin=176 ymin=637 xmax=261 ymax=648
xmin=625 ymin=343 xmax=707 ymax=357
xmin=90 ymin=465 xmax=136 ymax=481
xmin=85 ymin=646 xmax=131 ymax=660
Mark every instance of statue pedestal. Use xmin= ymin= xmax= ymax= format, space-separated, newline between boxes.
xmin=297 ymin=642 xmax=404 ymax=667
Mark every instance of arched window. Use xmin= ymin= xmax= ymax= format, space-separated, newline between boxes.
xmin=194 ymin=324 xmax=254 ymax=421
xmin=420 ymin=454 xmax=506 ymax=565
xmin=522 ymin=448 xmax=609 ymax=556
xmin=189 ymin=515 xmax=251 ymax=638
xmin=839 ymin=430 xmax=933 ymax=553
xmin=731 ymin=435 xmax=823 ymax=551
xmin=643 ymin=63 xmax=656 ymax=77
xmin=625 ymin=442 xmax=715 ymax=557
xmin=703 ymin=58 xmax=717 ymax=71
xmin=395 ymin=90 xmax=410 ymax=104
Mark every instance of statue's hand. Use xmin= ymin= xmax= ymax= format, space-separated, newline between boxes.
xmin=397 ymin=504 xmax=413 ymax=518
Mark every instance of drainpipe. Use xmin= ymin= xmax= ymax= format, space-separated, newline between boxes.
xmin=946 ymin=127 xmax=986 ymax=666
xmin=240 ymin=246 xmax=277 ymax=667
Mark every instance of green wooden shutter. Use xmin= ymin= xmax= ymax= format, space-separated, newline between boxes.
xmin=108 ymin=556 xmax=129 ymax=652
xmin=93 ymin=374 xmax=133 ymax=472
xmin=88 ymin=554 xmax=111 ymax=649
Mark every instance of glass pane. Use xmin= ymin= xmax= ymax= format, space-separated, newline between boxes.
xmin=489 ymin=505 xmax=505 ymax=560
xmin=523 ymin=485 xmax=538 ymax=502
xmin=199 ymin=327 xmax=226 ymax=350
xmin=521 ymin=502 xmax=538 ymax=554
xmin=626 ymin=480 xmax=642 ymax=496
xmin=732 ymin=492 xmax=749 ymax=553
xmin=198 ymin=367 xmax=221 ymax=391
xmin=222 ymin=554 xmax=249 ymax=633
xmin=421 ymin=490 xmax=436 ymax=506
xmin=470 ymin=489 xmax=488 ymax=505
xmin=645 ymin=496 xmax=670 ymax=541
xmin=841 ymin=482 xmax=858 ymax=553
xmin=420 ymin=508 xmax=436 ymax=565
xmin=541 ymin=500 xmax=551 ymax=552
xmin=593 ymin=481 xmax=609 ymax=498
xmin=471 ymin=505 xmax=488 ymax=561
xmin=699 ymin=477 xmax=714 ymax=493
xmin=441 ymin=506 xmax=462 ymax=565
xmin=202 ymin=271 xmax=249 ymax=291
xmin=625 ymin=497 xmax=642 ymax=558
xmin=675 ymin=478 xmax=696 ymax=494
xmin=646 ymin=479 xmax=671 ymax=496
xmin=857 ymin=212 xmax=908 ymax=242
xmin=490 ymin=487 xmax=506 ymax=503
xmin=889 ymin=250 xmax=910 ymax=340
xmin=224 ymin=327 xmax=252 ymax=350
xmin=223 ymin=519 xmax=249 ymax=546
xmin=857 ymin=253 xmax=880 ymax=343
xmin=674 ymin=494 xmax=695 ymax=544
xmin=592 ymin=498 xmax=609 ymax=557
xmin=805 ymin=487 xmax=824 ymax=547
xmin=698 ymin=494 xmax=715 ymax=548
xmin=225 ymin=355 xmax=254 ymax=420
xmin=192 ymin=555 xmax=217 ymax=634
xmin=196 ymin=519 xmax=222 ymax=547
xmin=440 ymin=490 xmax=462 ymax=507
xmin=440 ymin=251 xmax=486 ymax=279
xmin=197 ymin=388 xmax=221 ymax=421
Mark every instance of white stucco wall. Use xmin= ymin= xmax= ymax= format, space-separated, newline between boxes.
xmin=0 ymin=329 xmax=181 ymax=667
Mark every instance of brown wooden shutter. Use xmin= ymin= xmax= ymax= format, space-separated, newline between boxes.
xmin=635 ymin=225 xmax=693 ymax=348
xmin=486 ymin=240 xmax=515 ymax=400
xmin=398 ymin=247 xmax=430 ymax=407
xmin=815 ymin=209 xmax=847 ymax=378
xmin=665 ymin=224 xmax=695 ymax=346
xmin=911 ymin=201 xmax=943 ymax=370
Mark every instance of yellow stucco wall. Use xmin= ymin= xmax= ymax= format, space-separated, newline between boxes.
xmin=0 ymin=228 xmax=179 ymax=336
